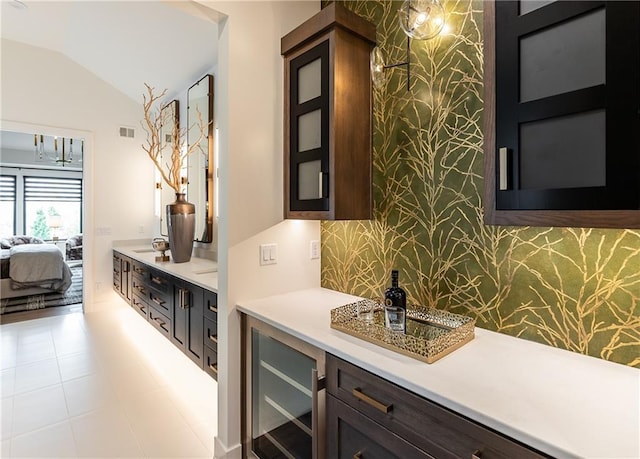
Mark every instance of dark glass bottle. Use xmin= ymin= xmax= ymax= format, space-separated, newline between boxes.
xmin=384 ymin=270 xmax=406 ymax=332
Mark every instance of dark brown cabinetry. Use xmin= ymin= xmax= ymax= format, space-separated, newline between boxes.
xmin=112 ymin=250 xmax=217 ymax=380
xmin=484 ymin=0 xmax=640 ymax=228
xmin=203 ymin=290 xmax=218 ymax=379
xmin=326 ymin=354 xmax=548 ymax=459
xmin=112 ymin=252 xmax=132 ymax=303
xmin=172 ymin=278 xmax=204 ymax=367
xmin=281 ymin=3 xmax=376 ymax=220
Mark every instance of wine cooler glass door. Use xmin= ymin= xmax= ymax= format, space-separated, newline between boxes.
xmin=247 ymin=317 xmax=325 ymax=459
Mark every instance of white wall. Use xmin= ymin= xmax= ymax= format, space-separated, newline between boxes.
xmin=200 ymin=2 xmax=321 ymax=457
xmin=1 ymin=38 xmax=156 ymax=310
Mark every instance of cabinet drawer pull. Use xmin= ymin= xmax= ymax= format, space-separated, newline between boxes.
xmin=208 ymin=305 xmax=218 ymax=313
xmin=151 ymin=296 xmax=165 ymax=306
xmin=153 ymin=317 xmax=165 ymax=327
xmin=209 ymin=363 xmax=218 ymax=373
xmin=352 ymin=388 xmax=392 ymax=414
xmin=151 ymin=275 xmax=166 ymax=286
xmin=209 ymin=334 xmax=218 ymax=344
xmin=472 ymin=450 xmax=482 ymax=459
xmin=353 ymin=452 xmax=363 ymax=459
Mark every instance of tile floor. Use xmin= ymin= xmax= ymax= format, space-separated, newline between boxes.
xmin=1 ymin=299 xmax=218 ymax=458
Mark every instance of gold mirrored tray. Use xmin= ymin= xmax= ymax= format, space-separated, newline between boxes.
xmin=330 ymin=299 xmax=475 ymax=364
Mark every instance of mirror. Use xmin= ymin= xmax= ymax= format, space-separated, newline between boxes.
xmin=159 ymin=99 xmax=180 ymax=237
xmin=187 ymin=74 xmax=214 ymax=243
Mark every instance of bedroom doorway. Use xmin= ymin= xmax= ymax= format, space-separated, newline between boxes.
xmin=1 ymin=128 xmax=86 ymax=323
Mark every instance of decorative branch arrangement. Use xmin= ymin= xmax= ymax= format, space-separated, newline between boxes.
xmin=141 ymin=83 xmax=208 ymax=194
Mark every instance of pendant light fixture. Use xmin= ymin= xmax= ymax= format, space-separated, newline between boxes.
xmin=371 ymin=0 xmax=446 ymax=91
xmin=34 ymin=134 xmax=83 ymax=167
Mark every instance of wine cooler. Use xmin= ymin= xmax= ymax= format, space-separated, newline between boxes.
xmin=243 ymin=315 xmax=326 ymax=459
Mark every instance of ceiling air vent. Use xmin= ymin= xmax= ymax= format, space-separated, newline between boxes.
xmin=119 ymin=127 xmax=135 ymax=138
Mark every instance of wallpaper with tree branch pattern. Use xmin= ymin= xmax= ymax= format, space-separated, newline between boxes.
xmin=320 ymin=0 xmax=640 ymax=367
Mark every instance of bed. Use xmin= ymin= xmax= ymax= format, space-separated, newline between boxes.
xmin=0 ymin=237 xmax=72 ymax=300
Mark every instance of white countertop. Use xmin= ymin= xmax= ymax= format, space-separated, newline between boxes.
xmin=237 ymin=287 xmax=640 ymax=459
xmin=113 ymin=244 xmax=218 ymax=293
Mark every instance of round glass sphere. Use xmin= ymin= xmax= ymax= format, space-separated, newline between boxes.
xmin=397 ymin=0 xmax=445 ymax=40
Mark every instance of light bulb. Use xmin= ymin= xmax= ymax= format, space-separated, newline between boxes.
xmin=398 ymin=0 xmax=445 ymax=40
xmin=370 ymin=46 xmax=387 ymax=89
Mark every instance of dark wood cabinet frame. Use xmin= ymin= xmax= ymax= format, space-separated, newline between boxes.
xmin=483 ymin=0 xmax=640 ymax=228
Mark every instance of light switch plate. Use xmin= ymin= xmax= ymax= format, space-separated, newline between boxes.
xmin=260 ymin=243 xmax=277 ymax=266
xmin=310 ymin=240 xmax=320 ymax=259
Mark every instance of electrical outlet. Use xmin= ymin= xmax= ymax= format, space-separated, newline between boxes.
xmin=260 ymin=243 xmax=277 ymax=266
xmin=310 ymin=240 xmax=320 ymax=259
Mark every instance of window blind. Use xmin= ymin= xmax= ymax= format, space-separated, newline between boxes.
xmin=0 ymin=175 xmax=16 ymax=201
xmin=24 ymin=176 xmax=82 ymax=202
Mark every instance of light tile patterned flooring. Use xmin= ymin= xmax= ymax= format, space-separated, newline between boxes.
xmin=1 ymin=299 xmax=217 ymax=458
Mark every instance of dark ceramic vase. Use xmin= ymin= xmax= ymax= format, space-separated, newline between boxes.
xmin=167 ymin=193 xmax=195 ymax=263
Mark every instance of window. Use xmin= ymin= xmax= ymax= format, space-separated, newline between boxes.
xmin=1 ymin=175 xmax=16 ymax=235
xmin=24 ymin=176 xmax=82 ymax=240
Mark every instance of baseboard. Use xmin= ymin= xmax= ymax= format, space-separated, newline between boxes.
xmin=214 ymin=437 xmax=242 ymax=459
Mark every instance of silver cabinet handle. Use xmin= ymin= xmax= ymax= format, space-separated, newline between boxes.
xmin=499 ymin=147 xmax=509 ymax=190
xmin=179 ymin=288 xmax=190 ymax=309
xmin=312 ymin=368 xmax=326 ymax=459
xmin=318 ymin=171 xmax=323 ymax=198
xmin=472 ymin=450 xmax=482 ymax=459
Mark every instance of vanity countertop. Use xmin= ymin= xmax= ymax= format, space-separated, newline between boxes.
xmin=237 ymin=287 xmax=640 ymax=459
xmin=113 ymin=243 xmax=218 ymax=293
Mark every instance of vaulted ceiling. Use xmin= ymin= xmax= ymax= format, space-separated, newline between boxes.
xmin=1 ymin=0 xmax=220 ymax=103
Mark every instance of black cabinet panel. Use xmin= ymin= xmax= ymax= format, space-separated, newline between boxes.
xmin=171 ymin=279 xmax=204 ymax=367
xmin=149 ymin=306 xmax=171 ymax=340
xmin=204 ymin=345 xmax=217 ymax=380
xmin=203 ymin=290 xmax=218 ymax=322
xmin=487 ymin=0 xmax=640 ymax=221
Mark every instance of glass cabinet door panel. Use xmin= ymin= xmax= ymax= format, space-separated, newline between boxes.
xmin=298 ymin=160 xmax=322 ymax=200
xmin=297 ymin=110 xmax=322 ymax=152
xmin=298 ymin=58 xmax=322 ymax=104
xmin=520 ymin=110 xmax=606 ymax=190
xmin=520 ymin=8 xmax=605 ymax=102
xmin=519 ymin=0 xmax=555 ymax=15
xmin=251 ymin=329 xmax=315 ymax=459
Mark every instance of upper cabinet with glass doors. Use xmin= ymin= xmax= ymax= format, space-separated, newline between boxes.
xmin=282 ymin=3 xmax=376 ymax=220
xmin=484 ymin=0 xmax=640 ymax=228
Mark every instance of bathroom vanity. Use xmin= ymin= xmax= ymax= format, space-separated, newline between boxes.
xmin=113 ymin=245 xmax=218 ymax=379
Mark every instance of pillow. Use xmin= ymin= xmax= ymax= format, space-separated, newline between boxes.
xmin=0 ymin=236 xmax=44 ymax=248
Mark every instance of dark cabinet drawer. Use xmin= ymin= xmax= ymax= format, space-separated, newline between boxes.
xmin=204 ymin=316 xmax=217 ymax=351
xmin=203 ymin=290 xmax=218 ymax=322
xmin=148 ymin=286 xmax=171 ymax=315
xmin=131 ymin=276 xmax=148 ymax=297
xmin=148 ymin=268 xmax=172 ymax=295
xmin=149 ymin=306 xmax=171 ymax=340
xmin=131 ymin=261 xmax=150 ymax=279
xmin=327 ymin=355 xmax=547 ymax=459
xmin=131 ymin=292 xmax=149 ymax=320
xmin=327 ymin=394 xmax=433 ymax=459
xmin=204 ymin=345 xmax=217 ymax=380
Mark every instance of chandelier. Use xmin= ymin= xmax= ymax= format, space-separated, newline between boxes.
xmin=34 ymin=134 xmax=83 ymax=166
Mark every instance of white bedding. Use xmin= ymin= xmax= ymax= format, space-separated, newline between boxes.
xmin=8 ymin=244 xmax=72 ymax=292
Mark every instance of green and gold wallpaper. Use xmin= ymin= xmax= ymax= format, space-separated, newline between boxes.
xmin=321 ymin=0 xmax=640 ymax=367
